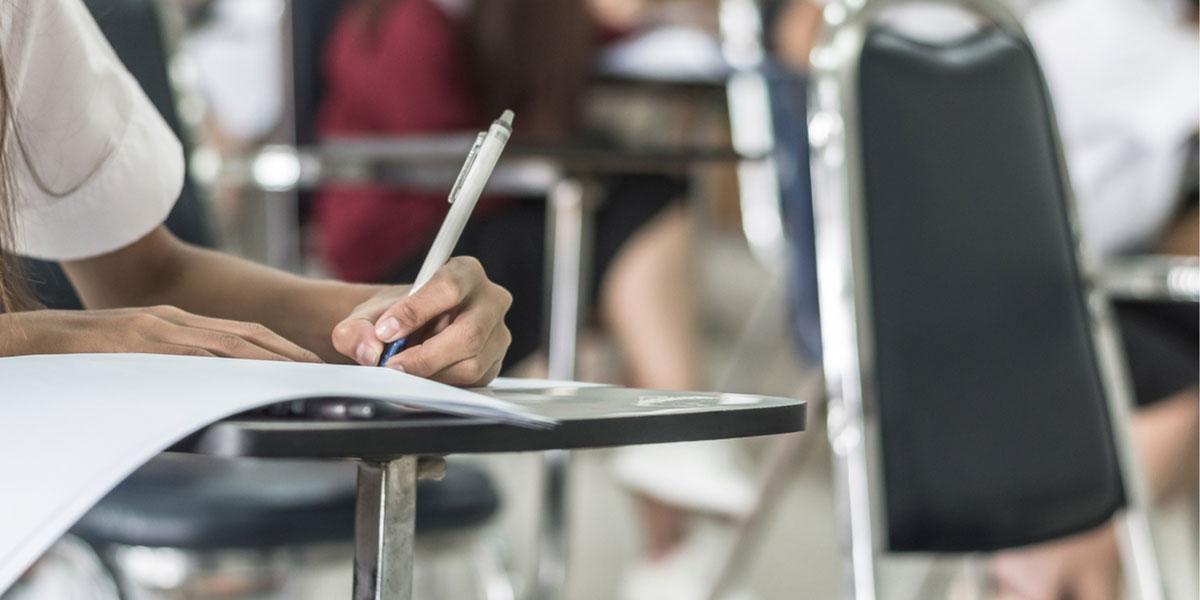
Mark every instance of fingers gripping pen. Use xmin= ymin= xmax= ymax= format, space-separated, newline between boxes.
xmin=377 ymin=110 xmax=514 ymax=367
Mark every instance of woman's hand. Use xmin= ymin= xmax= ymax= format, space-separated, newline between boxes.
xmin=0 ymin=305 xmax=322 ymax=362
xmin=331 ymin=257 xmax=513 ymax=387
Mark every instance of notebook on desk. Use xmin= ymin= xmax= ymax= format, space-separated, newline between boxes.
xmin=0 ymin=353 xmax=555 ymax=594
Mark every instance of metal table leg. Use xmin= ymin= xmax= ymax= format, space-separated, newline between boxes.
xmin=546 ymin=179 xmax=588 ymax=380
xmin=534 ymin=179 xmax=592 ymax=600
xmin=354 ymin=457 xmax=418 ymax=600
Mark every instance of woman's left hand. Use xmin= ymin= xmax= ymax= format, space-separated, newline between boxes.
xmin=331 ymin=257 xmax=513 ymax=387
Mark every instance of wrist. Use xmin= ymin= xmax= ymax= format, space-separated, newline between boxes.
xmin=0 ymin=310 xmax=66 ymax=357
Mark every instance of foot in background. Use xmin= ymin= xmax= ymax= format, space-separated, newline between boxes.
xmin=619 ymin=519 xmax=755 ymax=600
xmin=612 ymin=440 xmax=757 ymax=600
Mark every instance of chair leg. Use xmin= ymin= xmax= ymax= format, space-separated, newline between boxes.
xmin=704 ymin=429 xmax=816 ymax=600
xmin=1086 ymin=296 xmax=1167 ymax=600
xmin=829 ymin=407 xmax=881 ymax=600
xmin=1115 ymin=508 xmax=1166 ymax=600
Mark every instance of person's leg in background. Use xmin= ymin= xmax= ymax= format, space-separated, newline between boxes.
xmin=604 ymin=1 xmax=829 ymax=590
xmin=581 ymin=174 xmax=763 ymax=599
xmin=594 ymin=176 xmax=704 ymax=556
xmin=601 ymin=203 xmax=698 ymax=560
xmin=601 ymin=203 xmax=696 ymax=392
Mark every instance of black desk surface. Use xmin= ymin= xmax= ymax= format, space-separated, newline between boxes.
xmin=172 ymin=385 xmax=806 ymax=460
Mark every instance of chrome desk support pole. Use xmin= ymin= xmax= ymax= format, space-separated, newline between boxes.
xmin=546 ymin=179 xmax=588 ymax=381
xmin=534 ymin=179 xmax=591 ymax=599
xmin=354 ymin=457 xmax=419 ymax=600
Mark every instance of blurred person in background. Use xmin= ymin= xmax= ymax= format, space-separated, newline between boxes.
xmin=314 ymin=2 xmax=756 ymax=596
xmin=178 ymin=0 xmax=288 ymax=256
xmin=182 ymin=0 xmax=286 ymax=149
xmin=771 ymin=0 xmax=1197 ymax=597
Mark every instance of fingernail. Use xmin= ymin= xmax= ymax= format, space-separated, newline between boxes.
xmin=355 ymin=343 xmax=375 ymax=366
xmin=375 ymin=317 xmax=400 ymax=340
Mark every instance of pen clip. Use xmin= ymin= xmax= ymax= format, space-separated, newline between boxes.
xmin=448 ymin=132 xmax=486 ymax=204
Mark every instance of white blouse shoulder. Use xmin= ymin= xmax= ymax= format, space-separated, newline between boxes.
xmin=1 ymin=0 xmax=183 ymax=261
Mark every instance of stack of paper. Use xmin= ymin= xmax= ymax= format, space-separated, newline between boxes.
xmin=0 ymin=353 xmax=554 ymax=594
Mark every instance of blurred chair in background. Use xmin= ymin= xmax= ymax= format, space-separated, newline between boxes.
xmin=807 ymin=1 xmax=1178 ymax=598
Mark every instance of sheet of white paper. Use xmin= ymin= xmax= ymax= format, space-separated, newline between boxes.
xmin=0 ymin=353 xmax=553 ymax=594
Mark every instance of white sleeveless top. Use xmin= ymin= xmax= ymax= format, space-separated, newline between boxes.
xmin=1 ymin=0 xmax=183 ymax=261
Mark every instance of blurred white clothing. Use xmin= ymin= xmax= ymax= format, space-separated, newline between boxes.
xmin=1026 ymin=0 xmax=1199 ymax=257
xmin=872 ymin=0 xmax=1197 ymax=257
xmin=619 ymin=519 xmax=753 ymax=600
xmin=182 ymin=0 xmax=286 ymax=143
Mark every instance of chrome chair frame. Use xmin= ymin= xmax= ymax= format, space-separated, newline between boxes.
xmin=721 ymin=0 xmax=788 ymax=269
xmin=806 ymin=1 xmax=1166 ymax=598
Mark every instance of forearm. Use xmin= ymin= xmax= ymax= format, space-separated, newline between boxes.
xmin=150 ymin=245 xmax=381 ymax=362
xmin=1134 ymin=389 xmax=1199 ymax=501
xmin=62 ymin=227 xmax=513 ymax=382
xmin=65 ymin=229 xmax=383 ymax=362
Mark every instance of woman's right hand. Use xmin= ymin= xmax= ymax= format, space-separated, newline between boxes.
xmin=0 ymin=305 xmax=322 ymax=362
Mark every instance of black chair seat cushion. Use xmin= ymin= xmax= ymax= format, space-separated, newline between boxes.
xmin=71 ymin=455 xmax=499 ymax=551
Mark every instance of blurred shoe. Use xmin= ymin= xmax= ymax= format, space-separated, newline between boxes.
xmin=611 ymin=440 xmax=755 ymax=518
xmin=619 ymin=520 xmax=754 ymax=600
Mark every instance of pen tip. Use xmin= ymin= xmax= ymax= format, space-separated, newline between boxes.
xmin=499 ymin=110 xmax=514 ymax=126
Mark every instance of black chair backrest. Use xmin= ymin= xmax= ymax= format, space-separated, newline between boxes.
xmin=857 ymin=25 xmax=1124 ymax=552
xmin=25 ymin=0 xmax=214 ymax=309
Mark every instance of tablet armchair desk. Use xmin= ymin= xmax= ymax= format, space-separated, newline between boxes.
xmin=170 ymin=385 xmax=806 ymax=600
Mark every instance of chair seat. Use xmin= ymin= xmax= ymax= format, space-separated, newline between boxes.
xmin=71 ymin=455 xmax=499 ymax=551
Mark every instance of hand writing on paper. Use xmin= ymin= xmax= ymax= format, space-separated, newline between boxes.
xmin=331 ymin=257 xmax=513 ymax=387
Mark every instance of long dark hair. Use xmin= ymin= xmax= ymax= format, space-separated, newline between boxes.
xmin=360 ymin=0 xmax=595 ymax=138
xmin=0 ymin=56 xmax=32 ymax=313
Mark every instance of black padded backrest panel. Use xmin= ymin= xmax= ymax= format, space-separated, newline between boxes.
xmin=857 ymin=27 xmax=1124 ymax=552
xmin=26 ymin=0 xmax=215 ymax=310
